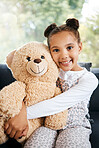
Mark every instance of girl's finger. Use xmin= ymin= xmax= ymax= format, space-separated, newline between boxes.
xmin=14 ymin=131 xmax=22 ymax=140
xmin=4 ymin=122 xmax=9 ymax=131
xmin=21 ymin=127 xmax=28 ymax=136
xmin=6 ymin=126 xmax=12 ymax=135
xmin=9 ymin=129 xmax=16 ymax=138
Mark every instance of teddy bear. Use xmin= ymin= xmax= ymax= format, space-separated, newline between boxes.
xmin=0 ymin=41 xmax=68 ymax=144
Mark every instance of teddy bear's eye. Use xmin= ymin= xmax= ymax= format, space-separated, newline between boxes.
xmin=26 ymin=57 xmax=31 ymax=61
xmin=41 ymin=55 xmax=45 ymax=59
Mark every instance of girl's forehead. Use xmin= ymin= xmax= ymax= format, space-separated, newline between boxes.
xmin=50 ymin=31 xmax=77 ymax=45
xmin=51 ymin=31 xmax=75 ymax=40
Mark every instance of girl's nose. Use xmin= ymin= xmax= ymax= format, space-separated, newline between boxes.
xmin=60 ymin=49 xmax=69 ymax=59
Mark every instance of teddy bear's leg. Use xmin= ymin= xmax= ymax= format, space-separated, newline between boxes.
xmin=24 ymin=126 xmax=58 ymax=148
xmin=45 ymin=110 xmax=68 ymax=130
xmin=0 ymin=115 xmax=8 ymax=144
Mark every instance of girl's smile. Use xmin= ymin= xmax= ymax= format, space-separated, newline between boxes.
xmin=50 ymin=31 xmax=82 ymax=71
xmin=59 ymin=60 xmax=72 ymax=67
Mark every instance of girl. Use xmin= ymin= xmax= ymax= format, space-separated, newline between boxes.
xmin=5 ymin=18 xmax=98 ymax=148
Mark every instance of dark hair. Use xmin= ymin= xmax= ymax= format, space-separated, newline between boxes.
xmin=44 ymin=18 xmax=81 ymax=48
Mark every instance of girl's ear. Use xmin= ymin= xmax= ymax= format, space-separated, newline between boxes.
xmin=6 ymin=50 xmax=16 ymax=68
xmin=78 ymin=42 xmax=82 ymax=54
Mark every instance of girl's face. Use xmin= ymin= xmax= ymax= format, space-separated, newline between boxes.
xmin=50 ymin=31 xmax=82 ymax=71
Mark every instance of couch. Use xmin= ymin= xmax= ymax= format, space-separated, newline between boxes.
xmin=0 ymin=63 xmax=99 ymax=148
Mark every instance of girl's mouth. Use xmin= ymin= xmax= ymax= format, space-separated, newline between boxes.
xmin=60 ymin=60 xmax=72 ymax=66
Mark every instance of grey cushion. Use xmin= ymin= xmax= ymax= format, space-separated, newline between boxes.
xmin=78 ymin=62 xmax=92 ymax=71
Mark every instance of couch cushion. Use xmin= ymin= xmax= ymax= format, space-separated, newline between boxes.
xmin=89 ymin=68 xmax=99 ymax=112
xmin=91 ymin=68 xmax=99 ymax=80
xmin=89 ymin=86 xmax=99 ymax=112
xmin=0 ymin=64 xmax=15 ymax=90
xmin=90 ymin=112 xmax=99 ymax=148
xmin=78 ymin=62 xmax=92 ymax=71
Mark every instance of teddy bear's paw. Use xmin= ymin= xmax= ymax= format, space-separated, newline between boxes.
xmin=0 ymin=113 xmax=10 ymax=144
xmin=0 ymin=129 xmax=8 ymax=144
xmin=45 ymin=122 xmax=66 ymax=130
xmin=45 ymin=110 xmax=68 ymax=130
xmin=44 ymin=116 xmax=67 ymax=130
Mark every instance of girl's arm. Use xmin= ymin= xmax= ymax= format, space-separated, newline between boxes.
xmin=27 ymin=72 xmax=98 ymax=119
xmin=4 ymin=71 xmax=98 ymax=139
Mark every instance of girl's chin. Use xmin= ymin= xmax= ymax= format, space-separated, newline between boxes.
xmin=62 ymin=68 xmax=72 ymax=71
xmin=60 ymin=65 xmax=72 ymax=71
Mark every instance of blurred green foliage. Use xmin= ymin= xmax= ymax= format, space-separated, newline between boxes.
xmin=0 ymin=0 xmax=99 ymax=67
xmin=79 ymin=14 xmax=99 ymax=67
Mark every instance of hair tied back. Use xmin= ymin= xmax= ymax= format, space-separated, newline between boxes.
xmin=66 ymin=18 xmax=79 ymax=30
xmin=44 ymin=23 xmax=57 ymax=38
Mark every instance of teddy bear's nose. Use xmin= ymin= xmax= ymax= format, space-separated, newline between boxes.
xmin=34 ymin=59 xmax=41 ymax=64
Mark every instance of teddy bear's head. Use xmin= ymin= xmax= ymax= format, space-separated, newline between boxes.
xmin=6 ymin=41 xmax=59 ymax=83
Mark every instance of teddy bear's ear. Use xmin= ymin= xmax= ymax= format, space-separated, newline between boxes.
xmin=6 ymin=50 xmax=16 ymax=68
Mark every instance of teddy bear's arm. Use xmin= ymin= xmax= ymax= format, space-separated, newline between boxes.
xmin=0 ymin=81 xmax=26 ymax=144
xmin=44 ymin=110 xmax=68 ymax=130
xmin=44 ymin=86 xmax=68 ymax=130
xmin=0 ymin=81 xmax=26 ymax=118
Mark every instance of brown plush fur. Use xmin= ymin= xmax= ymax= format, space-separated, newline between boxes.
xmin=0 ymin=41 xmax=68 ymax=144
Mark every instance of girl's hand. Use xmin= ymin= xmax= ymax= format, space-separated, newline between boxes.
xmin=4 ymin=102 xmax=28 ymax=139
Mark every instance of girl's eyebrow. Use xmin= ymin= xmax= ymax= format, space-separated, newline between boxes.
xmin=66 ymin=43 xmax=74 ymax=46
xmin=51 ymin=43 xmax=74 ymax=49
xmin=50 ymin=46 xmax=59 ymax=49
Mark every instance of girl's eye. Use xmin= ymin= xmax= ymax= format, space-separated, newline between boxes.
xmin=41 ymin=55 xmax=45 ymax=59
xmin=53 ymin=49 xmax=59 ymax=52
xmin=67 ymin=46 xmax=73 ymax=50
xmin=26 ymin=57 xmax=31 ymax=61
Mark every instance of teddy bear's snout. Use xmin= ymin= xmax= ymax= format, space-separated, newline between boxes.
xmin=34 ymin=59 xmax=41 ymax=64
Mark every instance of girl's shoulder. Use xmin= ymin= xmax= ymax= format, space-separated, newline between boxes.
xmin=83 ymin=68 xmax=98 ymax=80
xmin=59 ymin=68 xmax=88 ymax=80
xmin=59 ymin=68 xmax=98 ymax=88
xmin=80 ymin=68 xmax=98 ymax=89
